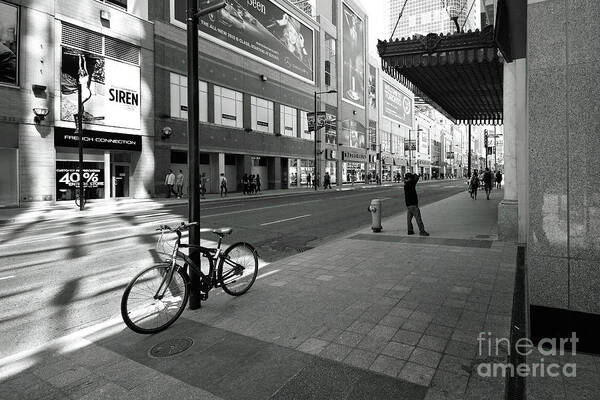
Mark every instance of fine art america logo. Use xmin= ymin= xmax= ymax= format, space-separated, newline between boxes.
xmin=477 ymin=332 xmax=578 ymax=378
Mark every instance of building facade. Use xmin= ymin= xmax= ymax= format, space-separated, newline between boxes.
xmin=388 ymin=0 xmax=480 ymax=39
xmin=0 ymin=0 xmax=155 ymax=208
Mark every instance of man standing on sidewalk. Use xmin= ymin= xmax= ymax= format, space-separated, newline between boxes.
xmin=404 ymin=173 xmax=429 ymax=236
xmin=175 ymin=170 xmax=184 ymax=199
xmin=165 ymin=169 xmax=177 ymax=198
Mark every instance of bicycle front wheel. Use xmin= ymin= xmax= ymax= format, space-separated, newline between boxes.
xmin=218 ymin=242 xmax=258 ymax=296
xmin=121 ymin=264 xmax=189 ymax=334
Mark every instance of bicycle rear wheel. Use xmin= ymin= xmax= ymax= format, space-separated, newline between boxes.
xmin=218 ymin=242 xmax=258 ymax=296
xmin=121 ymin=264 xmax=189 ymax=334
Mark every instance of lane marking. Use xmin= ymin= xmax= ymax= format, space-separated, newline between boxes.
xmin=0 ymin=275 xmax=15 ymax=281
xmin=260 ymin=214 xmax=311 ymax=226
xmin=201 ymin=199 xmax=322 ymax=218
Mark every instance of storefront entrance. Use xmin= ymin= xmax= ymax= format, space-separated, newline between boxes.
xmin=112 ymin=164 xmax=130 ymax=197
xmin=0 ymin=148 xmax=18 ymax=207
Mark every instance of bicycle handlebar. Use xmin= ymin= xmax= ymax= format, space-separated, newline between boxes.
xmin=155 ymin=221 xmax=198 ymax=232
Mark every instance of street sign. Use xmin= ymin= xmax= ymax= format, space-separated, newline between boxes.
xmin=307 ymin=111 xmax=326 ymax=132
xmin=404 ymin=139 xmax=416 ymax=151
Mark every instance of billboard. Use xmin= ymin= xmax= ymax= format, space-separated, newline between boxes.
xmin=368 ymin=64 xmax=376 ymax=110
xmin=419 ymin=130 xmax=429 ymax=154
xmin=0 ymin=1 xmax=18 ymax=86
xmin=382 ymin=82 xmax=412 ymax=127
xmin=172 ymin=0 xmax=314 ymax=82
xmin=342 ymin=3 xmax=364 ymax=107
xmin=60 ymin=47 xmax=141 ymax=129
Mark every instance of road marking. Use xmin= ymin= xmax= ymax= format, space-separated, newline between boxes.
xmin=0 ymin=275 xmax=15 ymax=281
xmin=260 ymin=214 xmax=311 ymax=226
xmin=201 ymin=199 xmax=322 ymax=218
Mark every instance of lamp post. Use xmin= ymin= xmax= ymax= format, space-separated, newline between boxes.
xmin=313 ymin=90 xmax=337 ymax=190
xmin=186 ymin=0 xmax=226 ymax=310
xmin=407 ymin=128 xmax=422 ymax=174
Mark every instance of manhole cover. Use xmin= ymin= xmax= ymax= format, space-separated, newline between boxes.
xmin=148 ymin=337 xmax=193 ymax=358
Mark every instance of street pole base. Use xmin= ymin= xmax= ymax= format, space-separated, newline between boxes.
xmin=188 ymin=291 xmax=202 ymax=310
xmin=372 ymin=227 xmax=382 ymax=233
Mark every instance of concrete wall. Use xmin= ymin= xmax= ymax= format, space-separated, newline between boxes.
xmin=527 ymin=0 xmax=600 ymax=315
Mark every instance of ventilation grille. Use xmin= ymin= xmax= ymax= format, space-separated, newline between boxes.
xmin=105 ymin=36 xmax=140 ymax=65
xmin=61 ymin=23 xmax=140 ymax=66
xmin=62 ymin=24 xmax=103 ymax=54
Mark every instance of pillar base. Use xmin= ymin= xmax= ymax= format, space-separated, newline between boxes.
xmin=498 ymin=199 xmax=518 ymax=241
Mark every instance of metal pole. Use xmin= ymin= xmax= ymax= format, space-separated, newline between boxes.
xmin=77 ymin=82 xmax=84 ymax=211
xmin=314 ymin=91 xmax=317 ymax=191
xmin=467 ymin=123 xmax=472 ymax=178
xmin=408 ymin=130 xmax=412 ymax=173
xmin=187 ymin=0 xmax=201 ymax=310
xmin=494 ymin=125 xmax=497 ymax=170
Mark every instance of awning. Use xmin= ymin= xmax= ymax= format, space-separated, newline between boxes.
xmin=377 ymin=25 xmax=503 ymax=125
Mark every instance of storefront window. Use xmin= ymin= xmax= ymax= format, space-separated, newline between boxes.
xmin=342 ymin=162 xmax=365 ymax=183
xmin=368 ymin=120 xmax=377 ymax=151
xmin=56 ymin=161 xmax=105 ymax=201
xmin=169 ymin=73 xmax=208 ymax=121
xmin=280 ymin=105 xmax=297 ymax=137
xmin=288 ymin=159 xmax=298 ymax=187
xmin=214 ymin=85 xmax=243 ymax=128
xmin=340 ymin=120 xmax=366 ymax=149
xmin=299 ymin=159 xmax=314 ymax=186
xmin=251 ymin=96 xmax=274 ymax=133
xmin=325 ymin=161 xmax=337 ymax=184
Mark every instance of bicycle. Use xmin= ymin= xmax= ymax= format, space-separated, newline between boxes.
xmin=75 ymin=188 xmax=86 ymax=208
xmin=120 ymin=222 xmax=259 ymax=334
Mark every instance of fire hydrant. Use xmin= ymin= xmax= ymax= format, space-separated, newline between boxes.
xmin=368 ymin=199 xmax=382 ymax=232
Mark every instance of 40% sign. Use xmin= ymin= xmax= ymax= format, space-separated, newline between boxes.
xmin=58 ymin=170 xmax=102 ymax=187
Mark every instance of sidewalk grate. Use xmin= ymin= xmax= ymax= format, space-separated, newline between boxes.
xmin=296 ymin=246 xmax=314 ymax=253
xmin=148 ymin=337 xmax=194 ymax=358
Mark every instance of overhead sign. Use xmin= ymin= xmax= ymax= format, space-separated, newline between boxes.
xmin=60 ymin=47 xmax=141 ymax=129
xmin=55 ymin=128 xmax=142 ymax=151
xmin=382 ymin=82 xmax=412 ymax=127
xmin=404 ymin=139 xmax=416 ymax=151
xmin=342 ymin=3 xmax=365 ymax=107
xmin=307 ymin=111 xmax=326 ymax=131
xmin=172 ymin=0 xmax=314 ymax=82
xmin=342 ymin=151 xmax=368 ymax=162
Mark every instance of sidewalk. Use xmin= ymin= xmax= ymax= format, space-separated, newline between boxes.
xmin=0 ymin=178 xmax=461 ymax=223
xmin=0 ymin=187 xmax=516 ymax=400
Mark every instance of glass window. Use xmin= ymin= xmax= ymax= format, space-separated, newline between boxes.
xmin=214 ymin=85 xmax=243 ymax=128
xmin=98 ymin=0 xmax=127 ymax=9
xmin=169 ymin=73 xmax=207 ymax=121
xmin=324 ymin=34 xmax=336 ymax=90
xmin=279 ymin=105 xmax=297 ymax=137
xmin=0 ymin=1 xmax=18 ymax=86
xmin=300 ymin=110 xmax=313 ymax=140
xmin=170 ymin=150 xmax=187 ymax=164
xmin=56 ymin=161 xmax=105 ymax=201
xmin=250 ymin=96 xmax=274 ymax=133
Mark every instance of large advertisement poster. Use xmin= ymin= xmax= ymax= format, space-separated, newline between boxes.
xmin=368 ymin=64 xmax=376 ymax=110
xmin=172 ymin=0 xmax=314 ymax=82
xmin=0 ymin=1 xmax=18 ymax=86
xmin=382 ymin=82 xmax=413 ymax=127
xmin=60 ymin=47 xmax=141 ymax=129
xmin=342 ymin=3 xmax=364 ymax=107
xmin=419 ymin=130 xmax=429 ymax=154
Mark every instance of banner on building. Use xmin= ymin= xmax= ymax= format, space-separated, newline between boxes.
xmin=404 ymin=139 xmax=416 ymax=151
xmin=60 ymin=47 xmax=141 ymax=129
xmin=382 ymin=82 xmax=412 ymax=127
xmin=307 ymin=111 xmax=326 ymax=131
xmin=368 ymin=64 xmax=376 ymax=110
xmin=172 ymin=0 xmax=314 ymax=83
xmin=0 ymin=1 xmax=18 ymax=86
xmin=419 ymin=130 xmax=428 ymax=154
xmin=342 ymin=3 xmax=364 ymax=107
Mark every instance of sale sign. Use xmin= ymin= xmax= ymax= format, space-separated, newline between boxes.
xmin=56 ymin=162 xmax=105 ymax=190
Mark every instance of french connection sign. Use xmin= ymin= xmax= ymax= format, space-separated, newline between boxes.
xmin=171 ymin=0 xmax=314 ymax=83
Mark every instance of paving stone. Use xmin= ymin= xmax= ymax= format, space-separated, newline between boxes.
xmin=348 ymin=371 xmax=428 ymax=400
xmin=356 ymin=335 xmax=389 ymax=352
xmin=402 ymin=319 xmax=430 ymax=333
xmin=393 ymin=329 xmax=423 ymax=345
xmin=418 ymin=335 xmax=448 ymax=352
xmin=344 ymin=348 xmax=379 ymax=370
xmin=333 ymin=331 xmax=364 ymax=347
xmin=430 ymin=370 xmax=469 ymax=395
xmin=409 ymin=347 xmax=443 ymax=369
xmin=0 ymin=372 xmax=68 ymax=400
xmin=346 ymin=320 xmax=376 ymax=335
xmin=438 ymin=354 xmax=473 ymax=376
xmin=425 ymin=324 xmax=455 ymax=339
xmin=45 ymin=366 xmax=93 ymax=388
xmin=398 ymin=361 xmax=437 ymax=387
xmin=381 ymin=341 xmax=415 ymax=360
xmin=369 ymin=354 xmax=405 ymax=377
xmin=368 ymin=324 xmax=397 ymax=340
xmin=320 ymin=343 xmax=353 ymax=362
xmin=313 ymin=326 xmax=344 ymax=342
xmin=296 ymin=338 xmax=329 ymax=355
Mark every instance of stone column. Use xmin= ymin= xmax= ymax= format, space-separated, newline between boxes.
xmin=498 ymin=60 xmax=521 ymax=241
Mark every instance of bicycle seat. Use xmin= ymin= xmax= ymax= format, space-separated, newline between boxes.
xmin=212 ymin=227 xmax=233 ymax=236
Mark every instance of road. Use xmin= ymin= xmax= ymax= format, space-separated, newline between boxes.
xmin=0 ymin=180 xmax=464 ymax=358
